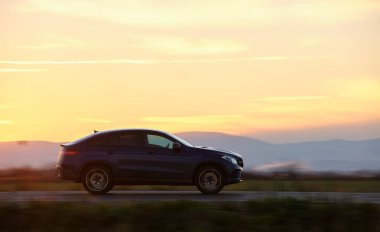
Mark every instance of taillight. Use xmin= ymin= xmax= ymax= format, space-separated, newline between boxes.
xmin=61 ymin=149 xmax=79 ymax=156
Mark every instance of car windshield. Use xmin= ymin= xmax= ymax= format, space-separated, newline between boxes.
xmin=166 ymin=132 xmax=193 ymax=147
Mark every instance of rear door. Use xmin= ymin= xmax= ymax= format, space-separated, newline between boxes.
xmin=106 ymin=131 xmax=146 ymax=181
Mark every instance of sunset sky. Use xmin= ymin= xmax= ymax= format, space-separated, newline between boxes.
xmin=0 ymin=0 xmax=379 ymax=142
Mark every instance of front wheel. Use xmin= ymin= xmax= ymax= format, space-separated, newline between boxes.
xmin=82 ymin=165 xmax=114 ymax=194
xmin=195 ymin=166 xmax=225 ymax=194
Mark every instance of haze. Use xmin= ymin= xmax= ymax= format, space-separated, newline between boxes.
xmin=0 ymin=0 xmax=379 ymax=143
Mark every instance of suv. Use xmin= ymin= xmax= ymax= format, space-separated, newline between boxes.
xmin=57 ymin=129 xmax=244 ymax=194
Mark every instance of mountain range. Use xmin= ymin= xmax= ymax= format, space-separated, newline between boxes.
xmin=0 ymin=132 xmax=379 ymax=172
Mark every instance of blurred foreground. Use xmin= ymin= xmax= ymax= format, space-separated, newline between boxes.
xmin=0 ymin=199 xmax=379 ymax=232
xmin=1 ymin=168 xmax=380 ymax=232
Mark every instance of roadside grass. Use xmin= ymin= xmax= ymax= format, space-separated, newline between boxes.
xmin=0 ymin=199 xmax=379 ymax=232
xmin=1 ymin=180 xmax=379 ymax=192
xmin=225 ymin=179 xmax=380 ymax=192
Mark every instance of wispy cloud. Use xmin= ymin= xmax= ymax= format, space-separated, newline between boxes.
xmin=0 ymin=68 xmax=48 ymax=72
xmin=142 ymin=115 xmax=241 ymax=124
xmin=241 ymin=56 xmax=329 ymax=61
xmin=20 ymin=42 xmax=79 ymax=50
xmin=0 ymin=105 xmax=13 ymax=109
xmin=21 ymin=0 xmax=380 ymax=29
xmin=0 ymin=56 xmax=328 ymax=65
xmin=76 ymin=118 xmax=113 ymax=124
xmin=254 ymin=96 xmax=329 ymax=101
xmin=289 ymin=0 xmax=380 ymax=24
xmin=20 ymin=0 xmax=278 ymax=28
xmin=142 ymin=37 xmax=247 ymax=55
xmin=18 ymin=33 xmax=95 ymax=50
xmin=300 ymin=37 xmax=324 ymax=47
xmin=326 ymin=78 xmax=380 ymax=101
xmin=0 ymin=120 xmax=13 ymax=125
xmin=0 ymin=59 xmax=157 ymax=65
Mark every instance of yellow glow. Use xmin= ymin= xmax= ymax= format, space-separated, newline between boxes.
xmin=143 ymin=115 xmax=242 ymax=124
xmin=0 ymin=68 xmax=47 ymax=72
xmin=142 ymin=37 xmax=247 ymax=55
xmin=0 ymin=0 xmax=379 ymax=142
xmin=76 ymin=118 xmax=113 ymax=124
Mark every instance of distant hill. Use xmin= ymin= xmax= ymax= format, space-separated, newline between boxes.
xmin=0 ymin=132 xmax=379 ymax=171
xmin=0 ymin=141 xmax=60 ymax=169
xmin=177 ymin=132 xmax=380 ymax=172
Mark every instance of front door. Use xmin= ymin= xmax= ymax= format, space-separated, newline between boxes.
xmin=143 ymin=132 xmax=192 ymax=182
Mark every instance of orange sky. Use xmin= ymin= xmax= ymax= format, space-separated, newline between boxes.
xmin=0 ymin=0 xmax=379 ymax=142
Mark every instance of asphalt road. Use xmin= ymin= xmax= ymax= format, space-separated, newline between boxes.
xmin=1 ymin=191 xmax=380 ymax=203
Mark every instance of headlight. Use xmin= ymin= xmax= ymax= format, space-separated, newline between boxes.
xmin=222 ymin=155 xmax=238 ymax=165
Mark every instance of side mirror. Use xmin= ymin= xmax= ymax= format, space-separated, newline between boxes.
xmin=173 ymin=142 xmax=182 ymax=152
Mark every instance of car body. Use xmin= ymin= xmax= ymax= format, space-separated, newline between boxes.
xmin=57 ymin=129 xmax=244 ymax=194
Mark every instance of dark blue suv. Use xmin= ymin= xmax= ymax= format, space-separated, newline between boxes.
xmin=57 ymin=129 xmax=244 ymax=194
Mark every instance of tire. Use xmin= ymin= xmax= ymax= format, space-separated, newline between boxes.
xmin=82 ymin=165 xmax=114 ymax=194
xmin=195 ymin=165 xmax=225 ymax=194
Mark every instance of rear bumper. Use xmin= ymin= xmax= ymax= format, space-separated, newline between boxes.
xmin=57 ymin=165 xmax=80 ymax=182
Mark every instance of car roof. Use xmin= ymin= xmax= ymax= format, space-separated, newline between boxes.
xmin=63 ymin=129 xmax=170 ymax=146
xmin=96 ymin=128 xmax=169 ymax=135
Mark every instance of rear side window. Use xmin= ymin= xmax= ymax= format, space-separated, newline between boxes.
xmin=107 ymin=133 xmax=143 ymax=147
xmin=85 ymin=134 xmax=109 ymax=146
xmin=65 ymin=133 xmax=101 ymax=146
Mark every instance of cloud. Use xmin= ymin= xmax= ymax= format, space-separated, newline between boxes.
xmin=21 ymin=0 xmax=278 ymax=28
xmin=0 ymin=120 xmax=13 ymax=125
xmin=242 ymin=56 xmax=330 ymax=61
xmin=142 ymin=37 xmax=247 ymax=55
xmin=326 ymin=78 xmax=380 ymax=101
xmin=0 ymin=105 xmax=13 ymax=109
xmin=300 ymin=37 xmax=324 ymax=47
xmin=0 ymin=56 xmax=328 ymax=65
xmin=76 ymin=118 xmax=113 ymax=124
xmin=142 ymin=115 xmax=241 ymax=124
xmin=0 ymin=60 xmax=150 ymax=65
xmin=20 ymin=42 xmax=79 ymax=50
xmin=247 ymin=96 xmax=329 ymax=113
xmin=254 ymin=96 xmax=329 ymax=101
xmin=0 ymin=68 xmax=48 ymax=72
xmin=18 ymin=33 xmax=95 ymax=50
xmin=20 ymin=0 xmax=380 ymax=29
xmin=289 ymin=0 xmax=380 ymax=24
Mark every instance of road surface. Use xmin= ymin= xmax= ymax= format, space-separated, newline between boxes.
xmin=1 ymin=191 xmax=380 ymax=203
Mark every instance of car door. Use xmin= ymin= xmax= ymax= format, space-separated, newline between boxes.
xmin=106 ymin=131 xmax=146 ymax=181
xmin=143 ymin=132 xmax=193 ymax=182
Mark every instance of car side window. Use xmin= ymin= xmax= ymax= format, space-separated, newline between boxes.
xmin=107 ymin=133 xmax=143 ymax=147
xmin=147 ymin=134 xmax=174 ymax=149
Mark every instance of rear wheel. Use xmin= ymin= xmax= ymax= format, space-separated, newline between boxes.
xmin=195 ymin=165 xmax=225 ymax=194
xmin=82 ymin=165 xmax=114 ymax=194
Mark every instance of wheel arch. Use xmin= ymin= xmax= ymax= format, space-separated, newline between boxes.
xmin=79 ymin=161 xmax=115 ymax=180
xmin=192 ymin=162 xmax=227 ymax=184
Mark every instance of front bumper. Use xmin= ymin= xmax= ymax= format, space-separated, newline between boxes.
xmin=227 ymin=168 xmax=243 ymax=184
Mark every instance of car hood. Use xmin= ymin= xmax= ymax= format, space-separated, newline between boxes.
xmin=193 ymin=146 xmax=242 ymax=159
